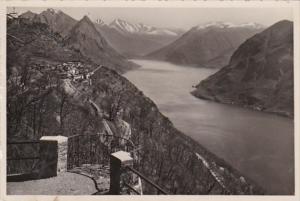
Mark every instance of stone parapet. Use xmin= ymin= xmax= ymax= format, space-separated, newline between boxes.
xmin=109 ymin=151 xmax=133 ymax=194
xmin=39 ymin=136 xmax=68 ymax=178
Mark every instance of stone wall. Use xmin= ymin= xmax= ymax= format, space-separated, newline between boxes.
xmin=39 ymin=136 xmax=68 ymax=178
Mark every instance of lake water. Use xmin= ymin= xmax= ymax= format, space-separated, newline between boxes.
xmin=125 ymin=59 xmax=294 ymax=195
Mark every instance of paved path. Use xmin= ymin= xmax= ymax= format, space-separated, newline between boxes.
xmin=7 ymin=172 xmax=97 ymax=195
xmin=69 ymin=164 xmax=110 ymax=194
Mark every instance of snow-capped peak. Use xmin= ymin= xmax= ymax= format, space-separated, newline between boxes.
xmin=196 ymin=21 xmax=264 ymax=30
xmin=95 ymin=18 xmax=105 ymax=26
xmin=44 ymin=8 xmax=61 ymax=15
xmin=110 ymin=19 xmax=136 ymax=33
xmin=237 ymin=22 xmax=265 ymax=29
xmin=109 ymin=18 xmax=180 ymax=36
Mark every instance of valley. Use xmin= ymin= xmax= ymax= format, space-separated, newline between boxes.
xmin=125 ymin=59 xmax=294 ymax=194
xmin=6 ymin=7 xmax=295 ymax=195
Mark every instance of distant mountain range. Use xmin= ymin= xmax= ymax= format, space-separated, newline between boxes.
xmin=19 ymin=9 xmax=138 ymax=73
xmin=147 ymin=21 xmax=264 ymax=68
xmin=20 ymin=9 xmax=184 ymax=58
xmin=191 ymin=20 xmax=294 ymax=117
xmin=94 ymin=18 xmax=184 ymax=57
xmin=108 ymin=18 xmax=183 ymax=36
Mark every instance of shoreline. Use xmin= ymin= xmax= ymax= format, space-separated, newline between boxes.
xmin=191 ymin=87 xmax=294 ymax=119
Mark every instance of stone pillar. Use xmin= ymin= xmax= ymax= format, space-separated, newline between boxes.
xmin=109 ymin=151 xmax=133 ymax=195
xmin=38 ymin=136 xmax=68 ymax=179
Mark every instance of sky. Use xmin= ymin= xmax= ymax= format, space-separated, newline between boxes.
xmin=8 ymin=7 xmax=293 ymax=30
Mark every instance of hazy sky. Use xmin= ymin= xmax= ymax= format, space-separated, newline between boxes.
xmin=9 ymin=7 xmax=293 ymax=30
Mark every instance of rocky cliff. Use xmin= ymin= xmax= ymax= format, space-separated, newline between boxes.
xmin=191 ymin=20 xmax=293 ymax=117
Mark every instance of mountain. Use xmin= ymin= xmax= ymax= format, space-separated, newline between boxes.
xmin=7 ymin=16 xmax=92 ymax=141
xmin=7 ymin=17 xmax=86 ymax=72
xmin=95 ymin=19 xmax=184 ymax=57
xmin=19 ymin=8 xmax=77 ymax=37
xmin=19 ymin=10 xmax=138 ymax=73
xmin=147 ymin=22 xmax=264 ymax=68
xmin=7 ymin=16 xmax=264 ymax=195
xmin=191 ymin=20 xmax=293 ymax=117
xmin=65 ymin=16 xmax=138 ymax=73
xmin=19 ymin=10 xmax=37 ymax=20
xmin=109 ymin=18 xmax=182 ymax=36
xmin=19 ymin=9 xmax=183 ymax=58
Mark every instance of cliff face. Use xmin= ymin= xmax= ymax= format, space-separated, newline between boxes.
xmin=192 ymin=20 xmax=293 ymax=117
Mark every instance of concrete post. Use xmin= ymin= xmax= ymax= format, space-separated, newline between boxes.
xmin=109 ymin=151 xmax=133 ymax=195
xmin=38 ymin=136 xmax=68 ymax=179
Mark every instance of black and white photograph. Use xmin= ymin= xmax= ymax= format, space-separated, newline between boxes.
xmin=2 ymin=1 xmax=299 ymax=199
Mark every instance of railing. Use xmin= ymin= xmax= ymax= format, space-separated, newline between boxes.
xmin=67 ymin=133 xmax=135 ymax=170
xmin=7 ymin=140 xmax=40 ymax=181
xmin=108 ymin=150 xmax=169 ymax=195
xmin=7 ymin=134 xmax=226 ymax=195
xmin=67 ymin=133 xmax=168 ymax=195
xmin=125 ymin=166 xmax=168 ymax=195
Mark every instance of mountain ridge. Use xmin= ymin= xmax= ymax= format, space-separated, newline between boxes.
xmin=147 ymin=22 xmax=264 ymax=68
xmin=18 ymin=9 xmax=183 ymax=57
xmin=20 ymin=8 xmax=77 ymax=37
xmin=195 ymin=21 xmax=265 ymax=30
xmin=191 ymin=20 xmax=294 ymax=117
xmin=96 ymin=18 xmax=184 ymax=57
xmin=19 ymin=10 xmax=138 ymax=73
xmin=65 ymin=15 xmax=138 ymax=73
xmin=109 ymin=18 xmax=184 ymax=36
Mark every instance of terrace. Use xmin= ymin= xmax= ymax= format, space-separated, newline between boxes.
xmin=7 ymin=134 xmax=168 ymax=195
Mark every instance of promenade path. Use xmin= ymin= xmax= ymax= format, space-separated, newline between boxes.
xmin=7 ymin=172 xmax=97 ymax=195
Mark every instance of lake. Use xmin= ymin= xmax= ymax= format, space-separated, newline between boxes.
xmin=124 ymin=59 xmax=294 ymax=195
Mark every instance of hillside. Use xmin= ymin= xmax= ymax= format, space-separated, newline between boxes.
xmin=147 ymin=22 xmax=264 ymax=68
xmin=7 ymin=17 xmax=95 ymax=140
xmin=7 ymin=17 xmax=88 ymax=74
xmin=65 ymin=16 xmax=138 ymax=73
xmin=19 ymin=10 xmax=138 ymax=73
xmin=7 ymin=17 xmax=263 ymax=195
xmin=87 ymin=67 xmax=264 ymax=194
xmin=191 ymin=20 xmax=294 ymax=117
